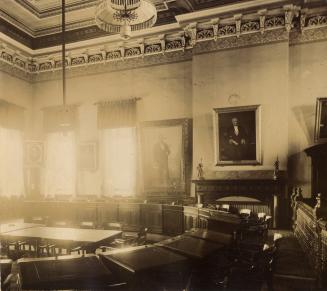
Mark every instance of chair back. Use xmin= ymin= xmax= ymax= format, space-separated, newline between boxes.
xmin=137 ymin=227 xmax=148 ymax=245
xmin=239 ymin=208 xmax=252 ymax=219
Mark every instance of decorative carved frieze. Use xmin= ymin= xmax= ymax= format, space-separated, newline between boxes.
xmin=71 ymin=57 xmax=86 ymax=66
xmin=106 ymin=51 xmax=122 ymax=60
xmin=165 ymin=39 xmax=184 ymax=50
xmin=265 ymin=16 xmax=285 ymax=29
xmin=1 ymin=52 xmax=13 ymax=63
xmin=197 ymin=28 xmax=214 ymax=40
xmin=1 ymin=3 xmax=327 ymax=81
xmin=144 ymin=44 xmax=162 ymax=54
xmin=218 ymin=25 xmax=236 ymax=37
xmin=307 ymin=15 xmax=327 ymax=28
xmin=241 ymin=21 xmax=260 ymax=33
xmin=125 ymin=47 xmax=141 ymax=57
xmin=39 ymin=62 xmax=51 ymax=71
xmin=88 ymin=54 xmax=103 ymax=63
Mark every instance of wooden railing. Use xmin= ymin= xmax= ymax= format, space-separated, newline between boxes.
xmin=291 ymin=188 xmax=327 ymax=287
xmin=21 ymin=200 xmax=246 ymax=236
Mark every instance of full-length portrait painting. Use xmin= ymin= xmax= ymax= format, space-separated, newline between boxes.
xmin=214 ymin=105 xmax=261 ymax=165
xmin=315 ymin=97 xmax=327 ymax=142
xmin=141 ymin=119 xmax=192 ymax=196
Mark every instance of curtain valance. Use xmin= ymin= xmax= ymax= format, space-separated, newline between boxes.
xmin=97 ymin=98 xmax=138 ymax=129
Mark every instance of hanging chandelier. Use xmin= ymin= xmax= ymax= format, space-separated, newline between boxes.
xmin=95 ymin=0 xmax=157 ymax=39
xmin=60 ymin=0 xmax=70 ymax=128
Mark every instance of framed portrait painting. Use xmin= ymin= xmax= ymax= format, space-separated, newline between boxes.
xmin=213 ymin=105 xmax=261 ymax=166
xmin=140 ymin=118 xmax=192 ymax=196
xmin=314 ymin=97 xmax=327 ymax=142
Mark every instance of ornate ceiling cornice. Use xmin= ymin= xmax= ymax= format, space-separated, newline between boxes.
xmin=1 ymin=1 xmax=327 ymax=82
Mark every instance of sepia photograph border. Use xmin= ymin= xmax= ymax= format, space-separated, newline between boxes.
xmin=213 ymin=105 xmax=262 ymax=166
xmin=314 ymin=97 xmax=327 ymax=143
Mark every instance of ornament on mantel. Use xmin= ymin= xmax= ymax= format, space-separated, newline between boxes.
xmin=197 ymin=158 xmax=205 ymax=180
xmin=273 ymin=156 xmax=279 ymax=180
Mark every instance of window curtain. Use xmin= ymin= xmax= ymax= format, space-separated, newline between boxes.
xmin=0 ymin=100 xmax=25 ymax=197
xmin=43 ymin=105 xmax=78 ymax=198
xmin=98 ymin=99 xmax=137 ymax=196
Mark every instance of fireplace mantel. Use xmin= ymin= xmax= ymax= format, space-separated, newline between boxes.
xmin=192 ymin=178 xmax=286 ymax=228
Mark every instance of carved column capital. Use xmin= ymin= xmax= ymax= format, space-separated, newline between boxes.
xmin=300 ymin=8 xmax=309 ymax=34
xmin=258 ymin=9 xmax=267 ymax=34
xmin=210 ymin=18 xmax=220 ymax=41
xmin=184 ymin=22 xmax=197 ymax=47
xmin=284 ymin=4 xmax=300 ymax=32
xmin=234 ymin=14 xmax=242 ymax=37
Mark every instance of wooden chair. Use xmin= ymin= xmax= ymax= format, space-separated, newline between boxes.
xmin=109 ymin=227 xmax=148 ymax=249
xmin=239 ymin=209 xmax=252 ymax=219
xmin=0 ymin=259 xmax=13 ymax=291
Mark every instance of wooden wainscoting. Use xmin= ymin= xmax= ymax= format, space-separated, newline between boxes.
xmin=162 ymin=205 xmax=184 ymax=236
xmin=140 ymin=204 xmax=163 ymax=233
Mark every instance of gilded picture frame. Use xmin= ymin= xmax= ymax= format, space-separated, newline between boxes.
xmin=314 ymin=97 xmax=327 ymax=143
xmin=213 ymin=105 xmax=262 ymax=166
xmin=140 ymin=118 xmax=192 ymax=197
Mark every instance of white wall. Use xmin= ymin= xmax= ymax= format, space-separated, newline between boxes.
xmin=0 ymin=72 xmax=34 ymax=136
xmin=3 ymin=38 xmax=327 ymax=198
xmin=192 ymin=42 xmax=289 ymax=179
xmin=32 ymin=61 xmax=193 ymax=195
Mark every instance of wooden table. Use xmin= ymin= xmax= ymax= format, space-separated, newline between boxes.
xmin=156 ymin=235 xmax=224 ymax=260
xmin=184 ymin=228 xmax=233 ymax=246
xmin=17 ymin=254 xmax=115 ymax=290
xmin=99 ymin=245 xmax=190 ymax=289
xmin=0 ymin=222 xmax=42 ymax=234
xmin=1 ymin=227 xmax=122 ymax=253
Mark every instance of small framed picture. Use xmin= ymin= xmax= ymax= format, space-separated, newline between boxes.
xmin=78 ymin=142 xmax=98 ymax=171
xmin=24 ymin=141 xmax=44 ymax=167
xmin=314 ymin=97 xmax=327 ymax=142
xmin=213 ymin=105 xmax=261 ymax=166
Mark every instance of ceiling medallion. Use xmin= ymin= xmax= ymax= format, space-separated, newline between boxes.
xmin=95 ymin=0 xmax=157 ymax=40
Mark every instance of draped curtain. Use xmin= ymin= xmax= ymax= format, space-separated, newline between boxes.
xmin=98 ymin=98 xmax=137 ymax=129
xmin=98 ymin=99 xmax=137 ymax=196
xmin=0 ymin=100 xmax=25 ymax=197
xmin=43 ymin=105 xmax=78 ymax=198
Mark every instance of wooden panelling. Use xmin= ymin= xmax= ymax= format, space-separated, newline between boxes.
xmin=74 ymin=202 xmax=98 ymax=226
xmin=118 ymin=203 xmax=141 ymax=232
xmin=140 ymin=204 xmax=163 ymax=233
xmin=97 ymin=203 xmax=119 ymax=227
xmin=198 ymin=208 xmax=210 ymax=229
xmin=183 ymin=206 xmax=198 ymax=231
xmin=162 ymin=205 xmax=184 ymax=236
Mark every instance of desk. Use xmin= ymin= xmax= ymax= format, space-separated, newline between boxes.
xmin=1 ymin=227 xmax=122 ymax=253
xmin=184 ymin=228 xmax=233 ymax=246
xmin=0 ymin=223 xmax=42 ymax=234
xmin=99 ymin=245 xmax=190 ymax=289
xmin=156 ymin=235 xmax=224 ymax=260
xmin=17 ymin=254 xmax=114 ymax=290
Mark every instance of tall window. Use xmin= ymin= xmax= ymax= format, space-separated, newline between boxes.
xmin=44 ymin=131 xmax=76 ymax=197
xmin=0 ymin=127 xmax=25 ymax=197
xmin=102 ymin=127 xmax=136 ymax=196
xmin=98 ymin=99 xmax=137 ymax=196
xmin=43 ymin=106 xmax=77 ymax=198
